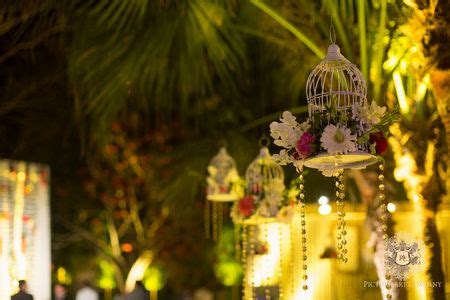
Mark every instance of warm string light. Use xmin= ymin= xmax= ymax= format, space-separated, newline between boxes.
xmin=212 ymin=203 xmax=218 ymax=241
xmin=278 ymin=224 xmax=283 ymax=299
xmin=298 ymin=172 xmax=308 ymax=291
xmin=379 ymin=162 xmax=392 ymax=299
xmin=335 ymin=170 xmax=348 ymax=263
xmin=264 ymin=225 xmax=271 ymax=300
xmin=218 ymin=203 xmax=223 ymax=241
xmin=204 ymin=200 xmax=210 ymax=239
xmin=249 ymin=225 xmax=256 ymax=299
xmin=242 ymin=225 xmax=248 ymax=299
xmin=235 ymin=225 xmax=241 ymax=261
xmin=289 ymin=222 xmax=295 ymax=298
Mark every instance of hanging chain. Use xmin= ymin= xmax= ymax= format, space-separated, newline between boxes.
xmin=212 ymin=202 xmax=218 ymax=241
xmin=289 ymin=222 xmax=295 ymax=298
xmin=218 ymin=202 xmax=223 ymax=241
xmin=379 ymin=162 xmax=392 ymax=299
xmin=278 ymin=224 xmax=284 ymax=300
xmin=329 ymin=15 xmax=336 ymax=44
xmin=249 ymin=225 xmax=256 ymax=299
xmin=335 ymin=170 xmax=348 ymax=263
xmin=298 ymin=172 xmax=308 ymax=291
xmin=264 ymin=225 xmax=271 ymax=300
xmin=205 ymin=200 xmax=211 ymax=239
xmin=235 ymin=225 xmax=241 ymax=261
xmin=242 ymin=225 xmax=248 ymax=299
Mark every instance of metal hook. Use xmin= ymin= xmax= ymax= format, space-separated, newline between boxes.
xmin=329 ymin=15 xmax=336 ymax=44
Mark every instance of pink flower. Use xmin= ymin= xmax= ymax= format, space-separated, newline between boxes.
xmin=296 ymin=132 xmax=316 ymax=158
xmin=238 ymin=195 xmax=255 ymax=217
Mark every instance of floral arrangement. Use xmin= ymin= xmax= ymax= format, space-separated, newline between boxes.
xmin=270 ymin=102 xmax=398 ymax=175
xmin=206 ymin=165 xmax=244 ymax=200
xmin=230 ymin=178 xmax=300 ymax=224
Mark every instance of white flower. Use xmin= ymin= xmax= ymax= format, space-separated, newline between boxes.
xmin=367 ymin=101 xmax=386 ymax=124
xmin=272 ymin=149 xmax=291 ymax=165
xmin=280 ymin=111 xmax=298 ymax=127
xmin=270 ymin=111 xmax=303 ymax=148
xmin=230 ymin=203 xmax=244 ymax=223
xmin=320 ymin=124 xmax=357 ymax=155
xmin=276 ymin=206 xmax=295 ymax=223
xmin=264 ymin=180 xmax=285 ymax=199
xmin=258 ymin=199 xmax=279 ymax=217
xmin=352 ymin=102 xmax=386 ymax=125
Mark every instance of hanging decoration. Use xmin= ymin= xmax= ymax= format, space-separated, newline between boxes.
xmin=232 ymin=146 xmax=297 ymax=300
xmin=230 ymin=147 xmax=295 ymax=225
xmin=205 ymin=147 xmax=243 ymax=241
xmin=269 ymin=45 xmax=396 ymax=175
xmin=269 ymin=25 xmax=397 ymax=291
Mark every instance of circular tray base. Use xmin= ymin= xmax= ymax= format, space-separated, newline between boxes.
xmin=238 ymin=217 xmax=277 ymax=225
xmin=207 ymin=194 xmax=238 ymax=202
xmin=304 ymin=151 xmax=378 ymax=170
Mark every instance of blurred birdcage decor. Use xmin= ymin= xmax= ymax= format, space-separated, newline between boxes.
xmin=205 ymin=147 xmax=243 ymax=241
xmin=232 ymin=147 xmax=296 ymax=300
xmin=206 ymin=147 xmax=240 ymax=202
xmin=231 ymin=147 xmax=294 ymax=226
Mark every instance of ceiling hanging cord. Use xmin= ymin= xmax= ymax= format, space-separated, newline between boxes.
xmin=329 ymin=15 xmax=337 ymax=45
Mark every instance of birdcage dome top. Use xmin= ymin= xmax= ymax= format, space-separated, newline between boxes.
xmin=245 ymin=147 xmax=284 ymax=191
xmin=208 ymin=147 xmax=236 ymax=178
xmin=306 ymin=43 xmax=367 ymax=117
xmin=206 ymin=147 xmax=239 ymax=202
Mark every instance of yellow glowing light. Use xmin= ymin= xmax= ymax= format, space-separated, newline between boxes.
xmin=214 ymin=261 xmax=241 ymax=286
xmin=393 ymin=71 xmax=409 ymax=114
xmin=251 ymin=223 xmax=280 ymax=287
xmin=56 ymin=267 xmax=72 ymax=285
xmin=383 ymin=56 xmax=398 ymax=71
xmin=387 ymin=202 xmax=396 ymax=213
xmin=98 ymin=260 xmax=116 ymax=290
xmin=125 ymin=251 xmax=153 ymax=292
xmin=415 ymin=74 xmax=429 ymax=102
xmin=318 ymin=196 xmax=329 ymax=205
xmin=144 ymin=267 xmax=165 ymax=291
xmin=318 ymin=204 xmax=332 ymax=215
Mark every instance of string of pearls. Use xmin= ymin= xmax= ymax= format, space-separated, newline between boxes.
xmin=242 ymin=225 xmax=248 ymax=299
xmin=379 ymin=163 xmax=392 ymax=299
xmin=299 ymin=172 xmax=308 ymax=291
xmin=336 ymin=170 xmax=348 ymax=263
xmin=265 ymin=225 xmax=271 ymax=299
xmin=249 ymin=225 xmax=256 ymax=299
xmin=205 ymin=200 xmax=210 ymax=239
xmin=212 ymin=203 xmax=218 ymax=241
xmin=278 ymin=224 xmax=284 ymax=299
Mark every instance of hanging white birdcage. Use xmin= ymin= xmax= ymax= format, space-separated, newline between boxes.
xmin=206 ymin=147 xmax=239 ymax=202
xmin=245 ymin=147 xmax=285 ymax=198
xmin=303 ymin=43 xmax=377 ymax=170
xmin=231 ymin=147 xmax=286 ymax=225
xmin=306 ymin=43 xmax=367 ymax=118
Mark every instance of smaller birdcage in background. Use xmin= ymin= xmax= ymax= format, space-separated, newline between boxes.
xmin=206 ymin=147 xmax=239 ymax=202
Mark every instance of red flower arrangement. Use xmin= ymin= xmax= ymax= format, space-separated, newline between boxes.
xmin=238 ymin=195 xmax=255 ymax=217
xmin=369 ymin=132 xmax=388 ymax=155
xmin=296 ymin=132 xmax=316 ymax=158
